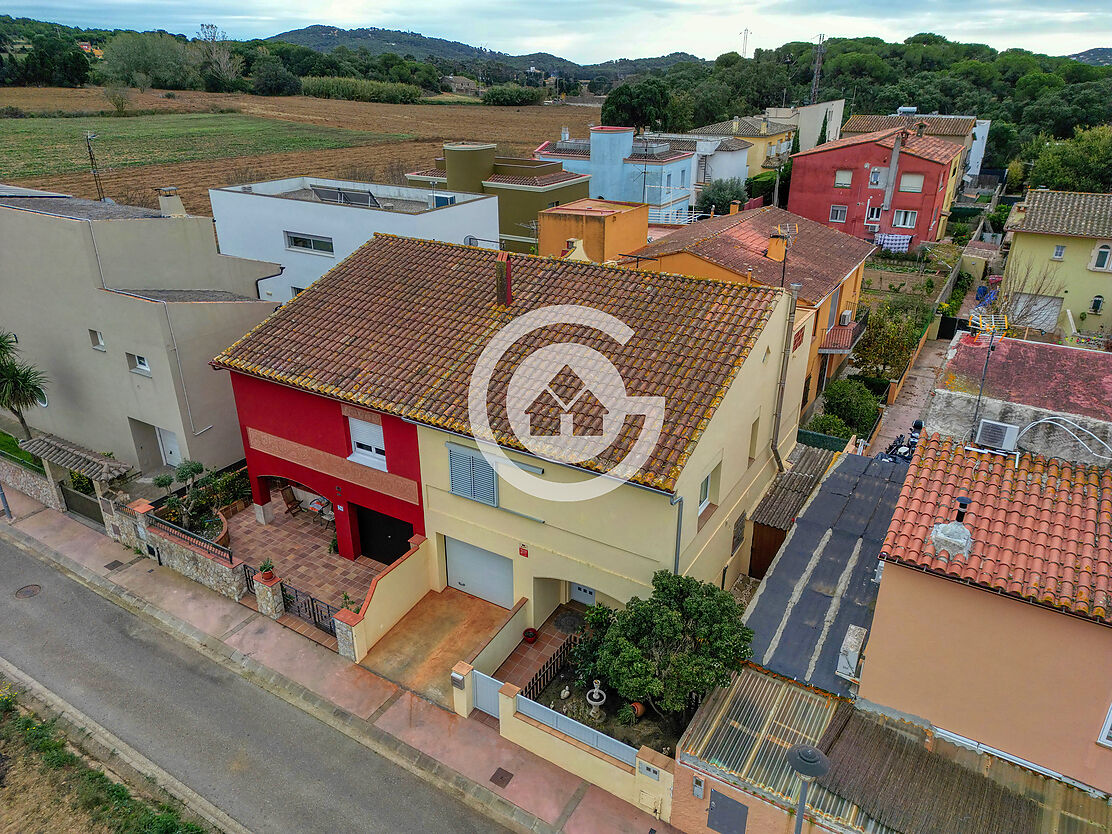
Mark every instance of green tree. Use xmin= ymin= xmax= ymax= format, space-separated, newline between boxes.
xmin=0 ymin=358 xmax=47 ymax=440
xmin=171 ymin=459 xmax=206 ymax=530
xmin=696 ymin=177 xmax=747 ymax=214
xmin=816 ymin=111 xmax=828 ymax=145
xmin=584 ymin=571 xmax=751 ymax=720
xmin=587 ymin=76 xmax=610 ymax=95
xmin=481 ymin=84 xmax=543 ymax=105
xmin=1029 ymin=125 xmax=1112 ymax=192
xmin=601 ymin=78 xmax=670 ymax=133
xmin=850 ymin=302 xmax=920 ymax=381
xmin=821 ymin=379 xmax=880 ymax=433
xmin=806 ymin=413 xmax=852 ymax=439
xmin=253 ymin=55 xmax=301 ymax=96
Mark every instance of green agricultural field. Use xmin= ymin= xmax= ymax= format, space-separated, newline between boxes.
xmin=1 ymin=113 xmax=409 ymax=179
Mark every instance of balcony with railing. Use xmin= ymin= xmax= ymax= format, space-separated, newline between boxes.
xmin=819 ymin=307 xmax=869 ymax=355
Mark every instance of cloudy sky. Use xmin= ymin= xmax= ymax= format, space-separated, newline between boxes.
xmin=10 ymin=0 xmax=1111 ymax=61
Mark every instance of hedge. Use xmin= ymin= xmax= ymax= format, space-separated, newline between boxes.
xmin=481 ymin=84 xmax=545 ymax=106
xmin=300 ymin=76 xmax=423 ymax=104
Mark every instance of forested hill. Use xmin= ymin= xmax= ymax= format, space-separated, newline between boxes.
xmin=268 ymin=25 xmax=704 ymax=78
xmin=1068 ymin=47 xmax=1112 ymax=66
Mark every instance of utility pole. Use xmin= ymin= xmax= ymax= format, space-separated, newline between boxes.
xmin=85 ymin=132 xmax=105 ymax=202
xmin=740 ymin=29 xmax=751 ymax=59
xmin=809 ymin=34 xmax=825 ymax=106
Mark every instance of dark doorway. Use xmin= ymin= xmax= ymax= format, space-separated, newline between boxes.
xmin=354 ymin=505 xmax=414 ymax=565
xmin=707 ymin=789 xmax=748 ymax=833
xmin=749 ymin=523 xmax=786 ymax=580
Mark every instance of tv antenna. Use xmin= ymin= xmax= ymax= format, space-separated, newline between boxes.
xmin=809 ymin=34 xmax=825 ymax=105
xmin=85 ymin=132 xmax=105 ymax=202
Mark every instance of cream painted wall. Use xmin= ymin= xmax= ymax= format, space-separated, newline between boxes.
xmin=415 ymin=289 xmax=810 ymax=625
xmin=0 ymin=207 xmax=278 ymax=472
xmin=1008 ymin=230 xmax=1112 ymax=330
xmin=859 ymin=563 xmax=1112 ymax=793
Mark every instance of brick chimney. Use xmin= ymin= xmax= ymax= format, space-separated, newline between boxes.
xmin=495 ymin=252 xmax=512 ymax=306
xmin=915 ymin=121 xmax=926 ymax=137
xmin=729 ymin=200 xmax=741 ymax=215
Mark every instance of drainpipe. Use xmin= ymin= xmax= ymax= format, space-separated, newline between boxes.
xmin=770 ymin=282 xmax=803 ymax=473
xmin=670 ymin=494 xmax=684 ymax=575
xmin=881 ymin=131 xmax=905 ymax=211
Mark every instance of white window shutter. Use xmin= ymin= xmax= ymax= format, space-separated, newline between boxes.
xmin=349 ymin=419 xmax=384 ymax=450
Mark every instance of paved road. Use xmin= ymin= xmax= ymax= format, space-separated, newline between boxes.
xmin=0 ymin=539 xmax=505 ymax=834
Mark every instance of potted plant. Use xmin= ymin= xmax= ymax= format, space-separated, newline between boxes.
xmin=259 ymin=558 xmax=275 ymax=581
xmin=522 ymin=628 xmax=538 ymax=645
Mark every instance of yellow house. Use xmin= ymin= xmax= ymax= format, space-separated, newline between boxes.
xmin=215 ymin=234 xmax=814 ymax=653
xmin=535 ymin=198 xmax=649 ymax=263
xmin=1005 ymin=189 xmax=1112 ymax=333
xmin=690 ymin=115 xmax=795 ymax=173
xmin=627 ymin=205 xmax=875 ymax=412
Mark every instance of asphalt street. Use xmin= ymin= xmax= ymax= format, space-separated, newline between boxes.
xmin=0 ymin=538 xmax=506 ymax=833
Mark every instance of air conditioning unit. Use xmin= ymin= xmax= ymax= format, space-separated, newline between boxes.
xmin=839 ymin=309 xmax=853 ymax=326
xmin=975 ymin=419 xmax=1020 ymax=451
xmin=864 ymin=223 xmax=880 ymax=232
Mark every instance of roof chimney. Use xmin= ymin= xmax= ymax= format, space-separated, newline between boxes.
xmin=915 ymin=121 xmax=926 ymax=137
xmin=954 ymin=495 xmax=970 ymax=523
xmin=495 ymin=252 xmax=512 ymax=306
xmin=930 ymin=520 xmax=972 ymax=560
xmin=767 ymin=233 xmax=786 ymax=263
xmin=729 ymin=200 xmax=741 ymax=215
xmin=561 ymin=126 xmax=570 ymax=141
xmin=732 ymin=116 xmax=740 ymax=133
xmin=156 ymin=186 xmax=186 ymax=217
xmin=760 ymin=117 xmax=769 ymax=135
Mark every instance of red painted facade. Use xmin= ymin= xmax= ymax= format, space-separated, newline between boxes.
xmin=228 ymin=372 xmax=424 ymax=561
xmin=787 ymin=138 xmax=958 ymax=248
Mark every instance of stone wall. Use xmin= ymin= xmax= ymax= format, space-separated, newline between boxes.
xmin=0 ymin=457 xmax=62 ymax=510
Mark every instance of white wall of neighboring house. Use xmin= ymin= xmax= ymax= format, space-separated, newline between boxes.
xmin=766 ymin=100 xmax=844 ymax=151
xmin=210 ymin=178 xmax=500 ymax=301
xmin=968 ymin=120 xmax=991 ymax=178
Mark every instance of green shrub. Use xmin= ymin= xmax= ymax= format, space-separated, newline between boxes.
xmin=481 ymin=84 xmax=545 ymax=106
xmin=821 ymin=379 xmax=879 ymax=434
xmin=301 ymin=76 xmax=422 ymax=104
xmin=806 ymin=414 xmax=852 ymax=438
xmin=253 ymin=58 xmax=302 ymax=96
xmin=847 ymin=374 xmax=891 ymax=399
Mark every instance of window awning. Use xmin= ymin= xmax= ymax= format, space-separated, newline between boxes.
xmin=19 ymin=434 xmax=131 ymax=481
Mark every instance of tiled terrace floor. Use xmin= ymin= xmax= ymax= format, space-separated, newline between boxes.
xmin=225 ymin=494 xmax=386 ymax=609
xmin=494 ymin=602 xmax=585 ymax=691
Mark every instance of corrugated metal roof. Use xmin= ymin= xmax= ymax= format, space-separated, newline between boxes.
xmin=751 ymin=445 xmax=837 ymax=529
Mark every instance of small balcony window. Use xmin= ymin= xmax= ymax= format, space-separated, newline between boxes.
xmin=1052 ymin=245 xmax=1066 ymax=260
xmin=834 ymin=169 xmax=852 ymax=188
xmin=829 ymin=205 xmax=848 ymax=223
xmin=127 ymin=353 xmax=151 ymax=376
xmin=89 ymin=329 xmax=105 ymax=351
xmin=285 ymin=231 xmax=334 ymax=255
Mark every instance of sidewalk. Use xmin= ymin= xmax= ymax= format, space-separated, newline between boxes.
xmin=0 ymin=487 xmax=678 ymax=834
xmin=869 ymin=338 xmax=950 ymax=454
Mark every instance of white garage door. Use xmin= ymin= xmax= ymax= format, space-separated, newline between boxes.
xmin=1011 ymin=293 xmax=1062 ymax=332
xmin=445 ymin=537 xmax=513 ymax=608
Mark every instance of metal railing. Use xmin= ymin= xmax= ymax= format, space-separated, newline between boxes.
xmin=146 ymin=513 xmax=234 ymax=565
xmin=0 ymin=448 xmax=45 ymax=474
xmin=243 ymin=563 xmax=258 ymax=595
xmin=113 ymin=501 xmax=137 ymax=519
xmin=516 ymin=694 xmax=638 ymax=766
xmin=280 ymin=582 xmax=339 ymax=637
xmin=521 ymin=633 xmax=580 ymax=701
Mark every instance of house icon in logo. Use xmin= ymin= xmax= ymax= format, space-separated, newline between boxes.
xmin=525 ymin=365 xmax=610 ymax=438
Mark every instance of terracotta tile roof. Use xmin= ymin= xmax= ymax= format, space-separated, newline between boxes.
xmin=717 ymin=137 xmax=754 ymax=152
xmin=843 ymin=114 xmax=976 ymax=137
xmin=213 ymin=235 xmax=783 ymax=492
xmin=691 ymin=116 xmax=794 ymax=137
xmin=20 ymin=434 xmax=131 ymax=480
xmin=407 ymin=168 xmax=446 ymax=179
xmin=483 ymin=171 xmax=588 ymax=187
xmin=882 ymin=434 xmax=1112 ymax=625
xmin=1011 ymin=190 xmax=1112 ymax=239
xmin=939 ymin=336 xmax=1112 ymax=423
xmin=626 ymin=206 xmax=875 ymax=304
xmin=793 ymin=128 xmax=963 ymax=165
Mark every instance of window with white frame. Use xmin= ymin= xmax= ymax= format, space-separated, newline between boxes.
xmin=89 ymin=329 xmax=105 ymax=350
xmin=868 ymin=168 xmax=885 ymax=188
xmin=1094 ymin=244 xmax=1111 ymax=271
xmin=698 ymin=475 xmax=711 ymax=513
xmin=1052 ymin=245 xmax=1066 ymax=260
xmin=285 ymin=231 xmax=334 ymax=254
xmin=127 ymin=353 xmax=151 ymax=375
xmin=893 ymin=210 xmax=918 ymax=228
xmin=829 ymin=205 xmax=848 ymax=223
xmin=899 ymin=173 xmax=924 ymax=193
xmin=1100 ymin=702 xmax=1112 ymax=748
xmin=866 ymin=206 xmax=882 ymax=223
xmin=348 ymin=417 xmax=387 ymax=471
xmin=1093 ymin=295 xmax=1105 ymax=314
xmin=834 ymin=169 xmax=852 ymax=188
xmin=448 ymin=446 xmax=497 ymax=506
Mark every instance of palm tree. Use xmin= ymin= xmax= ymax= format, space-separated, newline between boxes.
xmin=0 ymin=331 xmax=16 ymax=364
xmin=0 ymin=361 xmax=48 ymax=440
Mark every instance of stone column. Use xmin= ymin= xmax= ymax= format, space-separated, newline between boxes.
xmin=254 ymin=574 xmax=285 ymax=619
xmin=37 ymin=459 xmax=68 ymax=511
xmin=333 ymin=609 xmax=359 ymax=662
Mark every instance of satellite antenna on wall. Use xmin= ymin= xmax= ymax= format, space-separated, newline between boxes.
xmin=85 ymin=132 xmax=105 ymax=202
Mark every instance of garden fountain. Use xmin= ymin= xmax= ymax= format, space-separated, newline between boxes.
xmin=586 ymin=679 xmax=606 ymax=719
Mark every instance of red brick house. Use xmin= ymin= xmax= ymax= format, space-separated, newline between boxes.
xmin=787 ymin=126 xmax=964 ymax=251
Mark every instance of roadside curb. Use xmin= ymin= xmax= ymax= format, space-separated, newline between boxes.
xmin=0 ymin=522 xmax=556 ymax=834
xmin=0 ymin=654 xmax=252 ymax=834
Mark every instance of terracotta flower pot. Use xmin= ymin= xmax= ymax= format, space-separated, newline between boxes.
xmin=260 ymin=569 xmax=274 ymax=581
xmin=631 ymin=701 xmax=646 ymax=718
xmin=523 ymin=628 xmax=538 ymax=644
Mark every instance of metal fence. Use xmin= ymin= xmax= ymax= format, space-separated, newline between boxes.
xmin=797 ymin=429 xmax=849 ymax=452
xmin=242 ymin=563 xmax=257 ymax=595
xmin=59 ymin=483 xmax=104 ymax=526
xmin=146 ymin=513 xmax=234 ymax=565
xmin=474 ymin=670 xmax=502 ymax=718
xmin=0 ymin=448 xmax=45 ymax=474
xmin=521 ymin=634 xmax=580 ymax=701
xmin=280 ymin=582 xmax=339 ymax=637
xmin=515 ymin=694 xmax=638 ymax=766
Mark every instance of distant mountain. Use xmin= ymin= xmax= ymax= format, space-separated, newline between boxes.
xmin=267 ymin=24 xmax=705 ymax=78
xmin=1067 ymin=47 xmax=1112 ymax=66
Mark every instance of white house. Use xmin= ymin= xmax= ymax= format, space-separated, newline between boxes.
xmin=639 ymin=132 xmax=751 ymax=192
xmin=210 ymin=177 xmax=500 ymax=301
xmin=764 ymin=99 xmax=845 ymax=152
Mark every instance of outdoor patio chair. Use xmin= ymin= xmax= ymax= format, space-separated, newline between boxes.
xmin=281 ymin=486 xmax=303 ymax=516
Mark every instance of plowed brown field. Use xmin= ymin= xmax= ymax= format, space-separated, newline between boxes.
xmin=2 ymin=87 xmax=601 ymax=215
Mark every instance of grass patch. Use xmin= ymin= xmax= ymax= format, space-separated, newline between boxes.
xmin=0 ymin=429 xmax=42 ymax=469
xmin=0 ymin=683 xmax=206 ymax=833
xmin=1 ymin=112 xmax=410 ymax=179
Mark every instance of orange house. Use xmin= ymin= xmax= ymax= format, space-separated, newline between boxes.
xmin=536 ymin=198 xmax=648 ymax=263
xmin=627 ymin=206 xmax=875 ymax=412
xmin=860 ymin=435 xmax=1112 ymax=794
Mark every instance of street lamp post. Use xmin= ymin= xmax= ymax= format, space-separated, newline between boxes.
xmin=787 ymin=743 xmax=831 ymax=834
